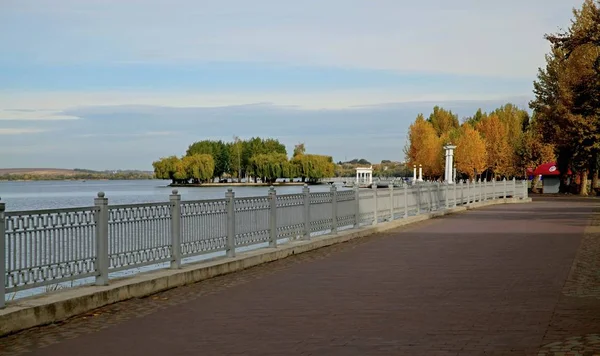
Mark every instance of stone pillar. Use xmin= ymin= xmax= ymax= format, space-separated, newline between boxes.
xmin=413 ymin=165 xmax=417 ymax=183
xmin=443 ymin=144 xmax=456 ymax=184
xmin=418 ymin=164 xmax=423 ymax=182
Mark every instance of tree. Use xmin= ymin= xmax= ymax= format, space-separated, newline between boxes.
xmin=249 ymin=153 xmax=291 ymax=183
xmin=454 ymin=125 xmax=487 ymax=179
xmin=152 ymin=156 xmax=181 ymax=184
xmin=228 ymin=136 xmax=243 ymax=181
xmin=476 ymin=114 xmax=512 ymax=178
xmin=293 ymin=143 xmax=306 ymax=157
xmin=291 ymin=154 xmax=335 ymax=183
xmin=427 ymin=106 xmax=460 ymax=137
xmin=533 ymin=0 xmax=600 ymax=194
xmin=182 ymin=154 xmax=215 ymax=183
xmin=405 ymin=114 xmax=443 ymax=178
xmin=517 ymin=125 xmax=555 ymax=192
xmin=186 ymin=140 xmax=229 ymax=179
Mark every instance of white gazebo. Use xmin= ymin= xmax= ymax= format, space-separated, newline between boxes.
xmin=356 ymin=166 xmax=373 ymax=186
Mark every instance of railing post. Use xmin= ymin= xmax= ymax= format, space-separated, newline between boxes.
xmin=513 ymin=177 xmax=516 ymax=198
xmin=503 ymin=178 xmax=507 ymax=202
xmin=353 ymin=185 xmax=360 ymax=228
xmin=372 ymin=184 xmax=378 ymax=225
xmin=388 ymin=184 xmax=394 ymax=221
xmin=0 ymin=198 xmax=5 ymax=308
xmin=492 ymin=179 xmax=496 ymax=200
xmin=523 ymin=179 xmax=528 ymax=199
xmin=330 ymin=184 xmax=338 ymax=234
xmin=268 ymin=186 xmax=277 ymax=247
xmin=169 ymin=189 xmax=182 ymax=269
xmin=444 ymin=183 xmax=449 ymax=209
xmin=225 ymin=188 xmax=236 ymax=257
xmin=416 ymin=184 xmax=421 ymax=214
xmin=94 ymin=192 xmax=109 ymax=286
xmin=453 ymin=180 xmax=457 ymax=207
xmin=427 ymin=184 xmax=432 ymax=211
xmin=403 ymin=184 xmax=408 ymax=218
xmin=466 ymin=180 xmax=470 ymax=205
xmin=303 ymin=184 xmax=311 ymax=240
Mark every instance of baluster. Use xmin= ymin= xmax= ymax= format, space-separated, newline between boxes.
xmin=268 ymin=186 xmax=277 ymax=247
xmin=225 ymin=188 xmax=236 ymax=257
xmin=303 ymin=184 xmax=311 ymax=240
xmin=330 ymin=185 xmax=338 ymax=234
xmin=94 ymin=192 xmax=109 ymax=286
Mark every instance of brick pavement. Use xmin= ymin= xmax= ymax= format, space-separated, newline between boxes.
xmin=1 ymin=197 xmax=599 ymax=356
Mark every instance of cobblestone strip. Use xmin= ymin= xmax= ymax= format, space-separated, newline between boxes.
xmin=538 ymin=207 xmax=600 ymax=355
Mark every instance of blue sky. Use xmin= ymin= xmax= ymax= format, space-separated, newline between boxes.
xmin=0 ymin=0 xmax=581 ymax=170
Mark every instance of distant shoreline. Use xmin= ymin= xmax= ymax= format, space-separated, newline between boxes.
xmin=169 ymin=182 xmax=317 ymax=187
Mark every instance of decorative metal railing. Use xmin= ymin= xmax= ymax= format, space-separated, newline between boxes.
xmin=0 ymin=178 xmax=528 ymax=306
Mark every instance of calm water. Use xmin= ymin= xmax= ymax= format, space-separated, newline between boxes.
xmin=0 ymin=179 xmax=342 ymax=211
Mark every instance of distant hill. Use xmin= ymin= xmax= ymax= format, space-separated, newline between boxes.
xmin=0 ymin=168 xmax=81 ymax=176
xmin=0 ymin=168 xmax=154 ymax=181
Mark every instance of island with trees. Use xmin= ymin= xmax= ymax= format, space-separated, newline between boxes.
xmin=152 ymin=137 xmax=336 ymax=186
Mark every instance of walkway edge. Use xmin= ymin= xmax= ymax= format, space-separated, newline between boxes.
xmin=0 ymin=197 xmax=531 ymax=337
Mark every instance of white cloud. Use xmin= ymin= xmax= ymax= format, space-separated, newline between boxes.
xmin=0 ymin=128 xmax=48 ymax=135
xmin=76 ymin=131 xmax=178 ymax=138
xmin=1 ymin=0 xmax=581 ymax=77
xmin=0 ymin=109 xmax=80 ymax=121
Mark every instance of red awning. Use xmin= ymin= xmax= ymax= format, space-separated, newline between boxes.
xmin=533 ymin=162 xmax=572 ymax=176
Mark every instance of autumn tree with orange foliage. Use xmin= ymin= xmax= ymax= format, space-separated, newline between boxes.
xmin=454 ymin=125 xmax=487 ymax=179
xmin=405 ymin=114 xmax=443 ymax=178
xmin=475 ymin=114 xmax=512 ymax=178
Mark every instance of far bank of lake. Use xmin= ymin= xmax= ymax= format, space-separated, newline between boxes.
xmin=0 ymin=179 xmax=347 ymax=211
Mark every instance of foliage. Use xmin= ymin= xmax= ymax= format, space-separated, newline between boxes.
xmin=182 ymin=154 xmax=215 ymax=183
xmin=291 ymin=153 xmax=335 ymax=183
xmin=249 ymin=153 xmax=294 ymax=183
xmin=186 ymin=140 xmax=229 ymax=178
xmin=405 ymin=114 xmax=443 ymax=178
xmin=454 ymin=125 xmax=487 ymax=179
xmin=475 ymin=114 xmax=512 ymax=177
xmin=530 ymin=0 xmax=600 ymax=194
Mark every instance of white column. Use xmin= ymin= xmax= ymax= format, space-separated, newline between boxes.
xmin=418 ymin=164 xmax=423 ymax=181
xmin=453 ymin=166 xmax=457 ymax=184
xmin=356 ymin=170 xmax=359 ymax=185
xmin=413 ymin=165 xmax=417 ymax=182
xmin=444 ymin=148 xmax=450 ymax=182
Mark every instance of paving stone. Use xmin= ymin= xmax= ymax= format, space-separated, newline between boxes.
xmin=0 ymin=197 xmax=599 ymax=356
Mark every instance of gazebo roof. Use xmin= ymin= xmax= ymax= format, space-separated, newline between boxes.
xmin=533 ymin=162 xmax=572 ymax=176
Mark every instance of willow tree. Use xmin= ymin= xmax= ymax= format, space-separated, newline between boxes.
xmin=182 ymin=154 xmax=215 ymax=183
xmin=152 ymin=156 xmax=181 ymax=184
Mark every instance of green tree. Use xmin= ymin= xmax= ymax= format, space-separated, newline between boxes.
xmin=182 ymin=154 xmax=215 ymax=183
xmin=186 ymin=140 xmax=229 ymax=179
xmin=152 ymin=156 xmax=181 ymax=184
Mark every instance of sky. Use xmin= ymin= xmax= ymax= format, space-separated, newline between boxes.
xmin=0 ymin=0 xmax=581 ymax=170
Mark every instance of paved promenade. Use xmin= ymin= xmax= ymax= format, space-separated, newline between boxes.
xmin=2 ymin=197 xmax=600 ymax=355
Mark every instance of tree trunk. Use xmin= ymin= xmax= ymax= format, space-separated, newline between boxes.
xmin=591 ymin=151 xmax=599 ymax=195
xmin=580 ymin=169 xmax=589 ymax=196
xmin=531 ymin=175 xmax=541 ymax=194
xmin=557 ymin=149 xmax=571 ymax=193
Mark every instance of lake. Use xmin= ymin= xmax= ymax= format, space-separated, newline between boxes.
xmin=0 ymin=179 xmax=344 ymax=211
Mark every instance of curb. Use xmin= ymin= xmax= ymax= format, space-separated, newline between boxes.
xmin=0 ymin=197 xmax=530 ymax=337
